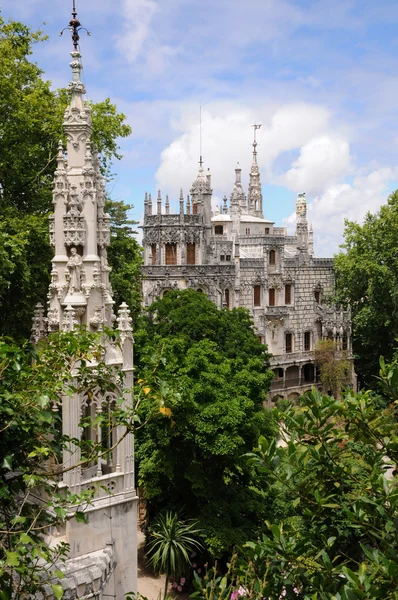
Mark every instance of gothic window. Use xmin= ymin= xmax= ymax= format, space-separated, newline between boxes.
xmin=253 ymin=285 xmax=261 ymax=307
xmin=220 ymin=255 xmax=225 ymax=261
xmin=285 ymin=332 xmax=293 ymax=353
xmin=246 ymin=228 xmax=251 ymax=235
xmin=151 ymin=244 xmax=157 ymax=265
xmin=187 ymin=243 xmax=196 ymax=265
xmin=225 ymin=255 xmax=231 ymax=261
xmin=215 ymin=225 xmax=223 ymax=235
xmin=165 ymin=243 xmax=177 ymax=265
xmin=269 ymin=249 xmax=276 ymax=265
xmin=285 ymin=284 xmax=292 ymax=305
xmin=314 ymin=290 xmax=321 ymax=304
xmin=225 ymin=289 xmax=230 ymax=309
xmin=342 ymin=335 xmax=348 ymax=350
xmin=304 ymin=331 xmax=311 ymax=351
xmin=265 ymin=227 xmax=270 ymax=234
xmin=269 ymin=288 xmax=276 ymax=306
xmin=193 ymin=203 xmax=198 ymax=215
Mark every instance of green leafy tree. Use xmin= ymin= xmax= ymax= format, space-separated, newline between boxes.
xmin=314 ymin=339 xmax=351 ymax=398
xmin=335 ymin=190 xmax=398 ymax=387
xmin=135 ymin=289 xmax=276 ymax=557
xmin=147 ymin=511 xmax=204 ymax=600
xmin=106 ymin=200 xmax=142 ymax=321
xmin=194 ymin=379 xmax=398 ymax=599
xmin=0 ymin=17 xmax=137 ymax=339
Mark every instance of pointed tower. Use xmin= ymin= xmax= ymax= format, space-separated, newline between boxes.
xmin=230 ymin=163 xmax=247 ymax=213
xmin=248 ymin=124 xmax=263 ymax=217
xmin=38 ymin=5 xmax=137 ymax=597
xmin=49 ymin=42 xmax=114 ymax=332
xmin=190 ymin=157 xmax=212 ymax=225
xmin=295 ymin=192 xmax=309 ymax=251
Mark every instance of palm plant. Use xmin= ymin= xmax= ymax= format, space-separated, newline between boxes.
xmin=146 ymin=511 xmax=204 ymax=599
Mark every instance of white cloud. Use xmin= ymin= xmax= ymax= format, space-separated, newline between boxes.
xmin=284 ymin=166 xmax=398 ymax=256
xmin=155 ymin=101 xmax=333 ymax=199
xmin=116 ymin=0 xmax=175 ymax=69
xmin=281 ymin=135 xmax=352 ymax=195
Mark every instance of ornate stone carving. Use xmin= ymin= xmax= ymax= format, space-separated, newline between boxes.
xmin=98 ymin=214 xmax=111 ymax=248
xmin=144 ymin=229 xmax=159 ymax=244
xmin=184 ymin=229 xmax=201 ymax=244
xmin=90 ymin=306 xmax=104 ymax=330
xmin=31 ymin=303 xmax=47 ymax=344
xmin=47 ymin=307 xmax=60 ymax=331
xmin=117 ymin=302 xmax=133 ymax=344
xmin=162 ymin=228 xmax=180 ymax=244
xmin=66 ymin=247 xmax=83 ymax=293
xmin=62 ymin=304 xmax=78 ymax=331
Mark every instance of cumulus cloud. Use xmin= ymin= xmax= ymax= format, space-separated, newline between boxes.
xmin=281 ymin=135 xmax=352 ymax=195
xmin=285 ymin=166 xmax=398 ymax=256
xmin=155 ymin=101 xmax=333 ymax=199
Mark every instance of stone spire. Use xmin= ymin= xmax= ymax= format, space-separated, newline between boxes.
xmin=157 ymin=190 xmax=162 ymax=215
xmin=45 ymin=17 xmax=114 ymax=334
xmin=248 ymin=124 xmax=263 ymax=217
xmin=190 ymin=158 xmax=212 ymax=223
xmin=165 ymin=194 xmax=170 ymax=215
xmin=230 ymin=163 xmax=246 ymax=213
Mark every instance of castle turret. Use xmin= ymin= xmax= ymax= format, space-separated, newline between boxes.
xmin=190 ymin=157 xmax=212 ymax=226
xmin=295 ymin=192 xmax=309 ymax=251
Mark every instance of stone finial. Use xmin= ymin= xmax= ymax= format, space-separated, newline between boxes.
xmin=165 ymin=194 xmax=170 ymax=215
xmin=31 ymin=303 xmax=47 ymax=344
xmin=179 ymin=189 xmax=184 ymax=214
xmin=62 ymin=305 xmax=78 ymax=332
xmin=186 ymin=194 xmax=191 ymax=215
xmin=157 ymin=190 xmax=162 ymax=215
xmin=223 ymin=195 xmax=228 ymax=214
xmin=235 ymin=163 xmax=242 ymax=184
xmin=117 ymin=302 xmax=133 ymax=344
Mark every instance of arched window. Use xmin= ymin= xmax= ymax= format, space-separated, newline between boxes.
xmin=304 ymin=331 xmax=311 ymax=351
xmin=285 ymin=332 xmax=293 ymax=353
xmin=253 ymin=285 xmax=261 ymax=307
xmin=269 ymin=288 xmax=276 ymax=306
xmin=265 ymin=227 xmax=270 ymax=234
xmin=165 ymin=243 xmax=177 ymax=265
xmin=186 ymin=243 xmax=195 ymax=265
xmin=285 ymin=284 xmax=291 ymax=305
xmin=225 ymin=289 xmax=230 ymax=309
xmin=269 ymin=249 xmax=276 ymax=265
xmin=215 ymin=225 xmax=223 ymax=235
xmin=151 ymin=244 xmax=157 ymax=265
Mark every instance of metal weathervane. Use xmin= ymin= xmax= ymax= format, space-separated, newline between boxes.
xmin=60 ymin=0 xmax=91 ymax=50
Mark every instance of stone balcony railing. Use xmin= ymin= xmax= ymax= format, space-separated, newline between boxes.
xmin=143 ymin=264 xmax=235 ymax=277
xmin=270 ymin=350 xmax=315 ymax=366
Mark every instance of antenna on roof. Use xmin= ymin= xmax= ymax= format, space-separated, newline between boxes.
xmin=60 ymin=0 xmax=91 ymax=50
xmin=199 ymin=105 xmax=203 ymax=167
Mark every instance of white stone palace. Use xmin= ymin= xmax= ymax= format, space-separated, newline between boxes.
xmin=141 ymin=131 xmax=354 ymax=401
xmin=31 ymin=22 xmax=137 ymax=599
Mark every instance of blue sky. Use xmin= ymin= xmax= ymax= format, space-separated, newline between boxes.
xmin=5 ymin=0 xmax=398 ymax=255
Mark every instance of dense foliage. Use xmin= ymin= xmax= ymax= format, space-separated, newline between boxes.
xmin=135 ymin=289 xmax=276 ymax=557
xmin=335 ymin=190 xmax=398 ymax=387
xmin=192 ymin=379 xmax=398 ymax=599
xmin=0 ymin=17 xmax=139 ymax=338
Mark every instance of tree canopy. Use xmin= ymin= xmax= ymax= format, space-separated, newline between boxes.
xmin=135 ymin=289 xmax=276 ymax=557
xmin=194 ymin=378 xmax=398 ymax=599
xmin=335 ymin=190 xmax=398 ymax=387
